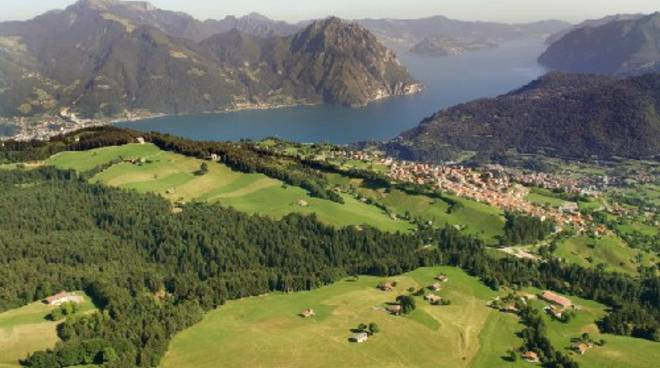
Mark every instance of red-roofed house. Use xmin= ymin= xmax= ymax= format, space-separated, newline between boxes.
xmin=44 ymin=291 xmax=82 ymax=306
xmin=539 ymin=291 xmax=572 ymax=308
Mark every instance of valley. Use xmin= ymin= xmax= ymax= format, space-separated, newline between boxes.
xmin=0 ymin=1 xmax=658 ymax=368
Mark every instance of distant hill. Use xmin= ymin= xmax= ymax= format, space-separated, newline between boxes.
xmin=0 ymin=0 xmax=419 ymax=118
xmin=356 ymin=16 xmax=570 ymax=48
xmin=409 ymin=36 xmax=496 ymax=56
xmin=539 ymin=13 xmax=660 ymax=76
xmin=386 ymin=72 xmax=660 ymax=162
xmin=545 ymin=14 xmax=645 ymax=45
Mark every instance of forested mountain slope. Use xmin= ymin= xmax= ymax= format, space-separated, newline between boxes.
xmin=387 ymin=72 xmax=660 ymax=162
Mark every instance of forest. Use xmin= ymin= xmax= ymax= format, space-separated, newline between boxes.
xmin=0 ymin=127 xmax=658 ymax=367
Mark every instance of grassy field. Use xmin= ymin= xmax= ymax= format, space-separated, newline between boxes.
xmin=0 ymin=292 xmax=95 ymax=368
xmin=523 ymin=289 xmax=660 ymax=368
xmin=351 ymin=186 xmax=505 ymax=244
xmin=554 ymin=235 xmax=655 ymax=275
xmin=161 ymin=266 xmax=526 ymax=368
xmin=45 ymin=144 xmax=413 ymax=232
xmin=524 ymin=188 xmax=568 ymax=208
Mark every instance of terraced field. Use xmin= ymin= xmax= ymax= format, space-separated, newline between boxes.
xmin=0 ymin=292 xmax=95 ymax=368
xmin=161 ymin=266 xmax=525 ymax=368
xmin=45 ymin=144 xmax=413 ymax=232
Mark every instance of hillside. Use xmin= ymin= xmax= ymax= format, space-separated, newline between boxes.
xmin=387 ymin=72 xmax=660 ymax=162
xmin=539 ymin=13 xmax=660 ymax=76
xmin=1 ymin=128 xmax=658 ymax=367
xmin=544 ymin=14 xmax=645 ymax=45
xmin=0 ymin=0 xmax=419 ymax=118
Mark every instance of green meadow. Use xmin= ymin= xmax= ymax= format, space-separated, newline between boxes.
xmin=161 ymin=266 xmax=526 ymax=368
xmin=350 ymin=184 xmax=505 ymax=244
xmin=554 ymin=235 xmax=655 ymax=275
xmin=45 ymin=144 xmax=413 ymax=232
xmin=0 ymin=292 xmax=95 ymax=368
xmin=524 ymin=188 xmax=569 ymax=208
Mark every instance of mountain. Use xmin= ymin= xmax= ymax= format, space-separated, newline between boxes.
xmin=545 ymin=14 xmax=645 ymax=45
xmin=204 ymin=13 xmax=301 ymax=39
xmin=201 ymin=18 xmax=422 ymax=107
xmin=356 ymin=16 xmax=570 ymax=48
xmin=409 ymin=36 xmax=496 ymax=56
xmin=539 ymin=13 xmax=660 ymax=76
xmin=0 ymin=0 xmax=419 ymax=118
xmin=386 ymin=72 xmax=660 ymax=162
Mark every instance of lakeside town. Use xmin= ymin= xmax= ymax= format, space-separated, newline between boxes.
xmin=299 ymin=147 xmax=657 ymax=233
xmin=0 ymin=109 xmax=161 ymax=141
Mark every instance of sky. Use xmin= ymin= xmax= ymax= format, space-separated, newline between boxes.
xmin=1 ymin=0 xmax=658 ymax=23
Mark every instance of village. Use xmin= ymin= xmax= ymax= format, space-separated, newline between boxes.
xmin=321 ymin=149 xmax=598 ymax=231
xmin=0 ymin=109 xmax=158 ymax=141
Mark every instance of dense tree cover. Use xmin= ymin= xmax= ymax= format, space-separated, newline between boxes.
xmin=0 ymin=128 xmax=657 ymax=367
xmin=500 ymin=212 xmax=555 ymax=246
xmin=387 ymin=72 xmax=660 ymax=162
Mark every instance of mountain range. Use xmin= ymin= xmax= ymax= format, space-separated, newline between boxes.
xmin=386 ymin=72 xmax=660 ymax=162
xmin=356 ymin=17 xmax=569 ymax=48
xmin=0 ymin=0 xmax=420 ymax=119
xmin=539 ymin=12 xmax=660 ymax=76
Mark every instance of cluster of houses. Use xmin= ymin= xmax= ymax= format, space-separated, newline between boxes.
xmin=386 ymin=161 xmax=591 ymax=231
xmin=43 ymin=291 xmax=83 ymax=306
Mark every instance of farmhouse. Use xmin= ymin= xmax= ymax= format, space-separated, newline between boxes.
xmin=378 ymin=282 xmax=395 ymax=291
xmin=521 ymin=351 xmax=539 ymax=363
xmin=425 ymin=294 xmax=442 ymax=304
xmin=544 ymin=305 xmax=563 ymax=319
xmin=300 ymin=308 xmax=315 ymax=318
xmin=502 ymin=304 xmax=519 ymax=314
xmin=539 ymin=290 xmax=572 ymax=308
xmin=429 ymin=283 xmax=442 ymax=291
xmin=387 ymin=304 xmax=402 ymax=315
xmin=349 ymin=332 xmax=369 ymax=343
xmin=573 ymin=342 xmax=592 ymax=355
xmin=136 ymin=137 xmax=145 ymax=144
xmin=44 ymin=291 xmax=82 ymax=306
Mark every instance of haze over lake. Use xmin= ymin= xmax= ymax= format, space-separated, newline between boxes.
xmin=118 ymin=39 xmax=547 ymax=144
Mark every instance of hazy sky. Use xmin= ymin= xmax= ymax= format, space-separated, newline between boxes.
xmin=2 ymin=0 xmax=658 ymax=23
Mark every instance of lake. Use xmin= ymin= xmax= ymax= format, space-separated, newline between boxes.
xmin=117 ymin=39 xmax=547 ymax=144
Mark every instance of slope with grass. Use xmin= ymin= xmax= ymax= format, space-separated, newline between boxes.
xmin=0 ymin=292 xmax=95 ymax=368
xmin=45 ymin=144 xmax=413 ymax=232
xmin=524 ymin=289 xmax=660 ymax=368
xmin=353 ymin=186 xmax=505 ymax=244
xmin=554 ymin=235 xmax=655 ymax=275
xmin=161 ymin=266 xmax=523 ymax=368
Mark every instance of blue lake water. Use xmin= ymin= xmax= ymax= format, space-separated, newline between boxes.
xmin=118 ymin=39 xmax=547 ymax=144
